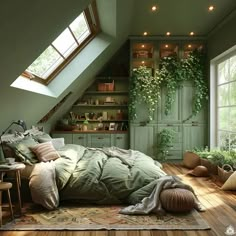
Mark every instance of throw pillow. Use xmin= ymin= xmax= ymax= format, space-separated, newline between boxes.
xmin=38 ymin=138 xmax=65 ymax=150
xmin=30 ymin=142 xmax=60 ymax=162
xmin=221 ymin=171 xmax=236 ymax=191
xmin=7 ymin=136 xmax=39 ymax=164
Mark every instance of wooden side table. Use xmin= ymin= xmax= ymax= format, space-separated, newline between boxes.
xmin=0 ymin=162 xmax=25 ymax=215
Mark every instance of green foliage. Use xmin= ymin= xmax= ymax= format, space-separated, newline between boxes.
xmin=192 ymin=147 xmax=236 ymax=169
xmin=180 ymin=50 xmax=208 ymax=121
xmin=156 ymin=129 xmax=175 ymax=161
xmin=158 ymin=56 xmax=183 ymax=115
xmin=158 ymin=49 xmax=208 ymax=120
xmin=129 ymin=66 xmax=161 ymax=121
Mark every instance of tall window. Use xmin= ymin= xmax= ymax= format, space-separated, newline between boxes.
xmin=215 ymin=52 xmax=236 ymax=150
xmin=22 ymin=1 xmax=100 ymax=85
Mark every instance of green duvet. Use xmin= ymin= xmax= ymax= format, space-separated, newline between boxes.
xmin=54 ymin=144 xmax=166 ymax=205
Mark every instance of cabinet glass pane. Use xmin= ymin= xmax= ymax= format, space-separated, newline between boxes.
xmin=218 ymin=84 xmax=229 ymax=106
xmin=160 ymin=44 xmax=178 ymax=58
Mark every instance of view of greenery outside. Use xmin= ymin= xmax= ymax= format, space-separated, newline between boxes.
xmin=26 ymin=12 xmax=90 ymax=81
xmin=217 ymin=54 xmax=236 ymax=150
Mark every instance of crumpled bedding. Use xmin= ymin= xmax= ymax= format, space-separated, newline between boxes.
xmin=119 ymin=175 xmax=205 ymax=215
xmin=29 ymin=144 xmax=167 ymax=209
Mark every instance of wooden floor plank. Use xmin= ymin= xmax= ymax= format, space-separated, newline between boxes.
xmin=0 ymin=163 xmax=235 ymax=236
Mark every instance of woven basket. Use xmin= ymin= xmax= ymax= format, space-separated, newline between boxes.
xmin=218 ymin=164 xmax=234 ymax=183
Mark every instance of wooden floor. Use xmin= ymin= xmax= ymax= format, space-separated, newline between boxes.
xmin=1 ymin=163 xmax=236 ymax=236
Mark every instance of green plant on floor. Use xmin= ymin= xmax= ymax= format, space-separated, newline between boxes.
xmin=192 ymin=147 xmax=236 ymax=169
xmin=156 ymin=128 xmax=175 ymax=161
xmin=129 ymin=66 xmax=161 ymax=121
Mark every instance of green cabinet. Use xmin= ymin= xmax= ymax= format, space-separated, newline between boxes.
xmin=182 ymin=124 xmax=207 ymax=152
xmin=89 ymin=133 xmax=111 ymax=148
xmin=112 ymin=133 xmax=129 ymax=149
xmin=73 ymin=133 xmax=88 ymax=146
xmin=51 ymin=133 xmax=73 ymax=144
xmin=130 ymin=125 xmax=154 ymax=157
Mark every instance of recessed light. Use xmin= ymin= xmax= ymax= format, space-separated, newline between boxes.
xmin=190 ymin=32 xmax=194 ymax=36
xmin=142 ymin=61 xmax=145 ymax=64
xmin=188 ymin=44 xmax=192 ymax=48
xmin=151 ymin=5 xmax=158 ymax=11
xmin=143 ymin=32 xmax=148 ymax=36
xmin=208 ymin=5 xmax=215 ymax=12
xmin=166 ymin=32 xmax=171 ymax=36
xmin=165 ymin=44 xmax=169 ymax=48
xmin=141 ymin=44 xmax=145 ymax=48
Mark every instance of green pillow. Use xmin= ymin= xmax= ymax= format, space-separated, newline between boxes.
xmin=7 ymin=137 xmax=39 ymax=164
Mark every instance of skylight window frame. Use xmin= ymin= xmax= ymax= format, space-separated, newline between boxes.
xmin=22 ymin=0 xmax=100 ymax=85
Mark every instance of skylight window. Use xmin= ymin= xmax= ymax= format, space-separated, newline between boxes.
xmin=23 ymin=1 xmax=100 ymax=85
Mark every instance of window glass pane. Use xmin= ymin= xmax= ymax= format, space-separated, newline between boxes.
xmin=52 ymin=28 xmax=77 ymax=58
xmin=218 ymin=131 xmax=230 ymax=150
xmin=27 ymin=46 xmax=62 ymax=79
xmin=230 ymin=81 xmax=236 ymax=105
xmin=230 ymin=55 xmax=236 ymax=81
xmin=218 ymin=59 xmax=230 ymax=84
xmin=218 ymin=84 xmax=229 ymax=106
xmin=229 ymin=133 xmax=236 ymax=150
xmin=218 ymin=107 xmax=229 ymax=130
xmin=70 ymin=13 xmax=91 ymax=44
xmin=229 ymin=107 xmax=236 ymax=132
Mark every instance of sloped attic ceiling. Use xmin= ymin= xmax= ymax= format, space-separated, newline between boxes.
xmin=0 ymin=0 xmax=134 ymax=132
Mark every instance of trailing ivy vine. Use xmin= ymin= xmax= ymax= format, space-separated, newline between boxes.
xmin=180 ymin=49 xmax=208 ymax=121
xmin=129 ymin=66 xmax=161 ymax=121
xmin=158 ymin=56 xmax=183 ymax=115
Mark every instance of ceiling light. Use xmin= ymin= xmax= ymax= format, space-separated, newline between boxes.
xmin=165 ymin=44 xmax=169 ymax=48
xmin=143 ymin=32 xmax=148 ymax=36
xmin=166 ymin=32 xmax=171 ymax=36
xmin=190 ymin=32 xmax=194 ymax=36
xmin=151 ymin=5 xmax=158 ymax=11
xmin=208 ymin=5 xmax=215 ymax=12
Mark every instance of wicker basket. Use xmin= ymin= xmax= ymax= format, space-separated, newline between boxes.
xmin=218 ymin=164 xmax=234 ymax=183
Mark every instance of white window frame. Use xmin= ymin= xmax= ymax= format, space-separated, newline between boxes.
xmin=210 ymin=45 xmax=236 ymax=149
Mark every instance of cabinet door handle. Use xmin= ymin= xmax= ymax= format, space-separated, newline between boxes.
xmin=97 ymin=137 xmax=104 ymax=140
xmin=116 ymin=137 xmax=123 ymax=140
xmin=78 ymin=137 xmax=84 ymax=139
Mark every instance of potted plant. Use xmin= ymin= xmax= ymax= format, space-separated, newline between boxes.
xmin=83 ymin=119 xmax=89 ymax=131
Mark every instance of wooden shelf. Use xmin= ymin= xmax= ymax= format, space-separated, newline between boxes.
xmin=73 ymin=104 xmax=128 ymax=108
xmin=75 ymin=119 xmax=129 ymax=122
xmin=52 ymin=130 xmax=128 ymax=134
xmin=95 ymin=77 xmax=129 ymax=80
xmin=84 ymin=91 xmax=129 ymax=95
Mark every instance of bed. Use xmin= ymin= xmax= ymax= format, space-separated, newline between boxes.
xmin=1 ymin=128 xmax=204 ymax=214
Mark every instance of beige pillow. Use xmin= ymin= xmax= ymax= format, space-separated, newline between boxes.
xmin=30 ymin=142 xmax=60 ymax=162
xmin=221 ymin=171 xmax=236 ymax=191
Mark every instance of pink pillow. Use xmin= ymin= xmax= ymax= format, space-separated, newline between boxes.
xmin=30 ymin=142 xmax=60 ymax=162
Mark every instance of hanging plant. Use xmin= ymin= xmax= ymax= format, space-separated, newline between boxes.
xmin=180 ymin=49 xmax=208 ymax=121
xmin=158 ymin=55 xmax=183 ymax=115
xmin=129 ymin=66 xmax=161 ymax=121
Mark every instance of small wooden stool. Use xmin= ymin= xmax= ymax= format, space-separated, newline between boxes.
xmin=0 ymin=182 xmax=14 ymax=227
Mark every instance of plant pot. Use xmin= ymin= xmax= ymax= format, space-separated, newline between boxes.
xmin=183 ymin=152 xmax=201 ymax=169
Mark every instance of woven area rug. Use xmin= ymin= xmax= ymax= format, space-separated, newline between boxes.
xmin=1 ymin=203 xmax=210 ymax=230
